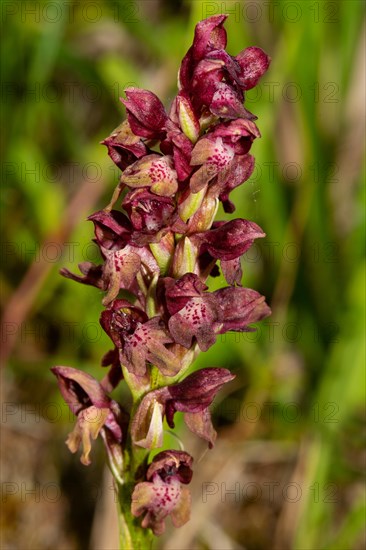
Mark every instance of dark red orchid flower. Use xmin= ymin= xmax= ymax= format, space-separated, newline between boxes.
xmin=51 ymin=366 xmax=124 ymax=470
xmin=102 ymin=120 xmax=148 ymax=171
xmin=160 ymin=273 xmax=270 ymax=351
xmin=120 ymin=87 xmax=168 ymax=140
xmin=131 ymin=367 xmax=235 ymax=449
xmin=131 ymin=450 xmax=193 ymax=536
xmin=100 ymin=300 xmax=181 ymax=378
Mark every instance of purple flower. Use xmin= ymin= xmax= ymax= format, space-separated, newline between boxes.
xmin=120 ymin=87 xmax=168 ymax=140
xmin=187 ymin=119 xmax=259 ymax=215
xmin=60 ymin=209 xmax=161 ymax=304
xmin=179 ymin=15 xmax=228 ymax=93
xmin=100 ymin=300 xmax=181 ymax=378
xmin=100 ymin=246 xmax=141 ymax=305
xmin=197 ymin=219 xmax=265 ymax=261
xmin=122 ymin=188 xmax=176 ymax=233
xmin=178 ymin=15 xmax=270 ymax=120
xmin=120 ymin=154 xmax=178 ymax=197
xmin=51 ymin=366 xmax=124 ymax=467
xmin=199 ymin=218 xmax=264 ymax=284
xmin=169 ymin=218 xmax=265 ymax=284
xmin=162 ymin=273 xmax=222 ymax=351
xmin=60 ymin=250 xmax=144 ymax=306
xmin=215 ymin=286 xmax=272 ymax=333
xmin=235 ymin=46 xmax=271 ymax=90
xmin=88 ymin=210 xmax=161 ymax=276
xmin=89 ymin=209 xmax=133 ymax=250
xmin=131 ymin=450 xmax=193 ymax=536
xmin=211 ymin=154 xmax=255 ymax=214
xmin=102 ymin=120 xmax=148 ymax=171
xmin=159 ymin=273 xmax=271 ymax=351
xmin=189 ymin=135 xmax=235 ymax=193
xmin=131 ymin=367 xmax=235 ymax=449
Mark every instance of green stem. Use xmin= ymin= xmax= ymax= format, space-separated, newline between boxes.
xmin=117 ymin=479 xmax=155 ymax=550
xmin=115 ymin=390 xmax=156 ymax=549
xmin=115 ymin=437 xmax=155 ymax=550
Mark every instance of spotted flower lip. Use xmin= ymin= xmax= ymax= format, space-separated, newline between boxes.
xmin=100 ymin=300 xmax=181 ymax=378
xmin=162 ymin=272 xmax=209 ymax=316
xmin=100 ymin=246 xmax=141 ymax=306
xmin=120 ymin=154 xmax=179 ymax=197
xmin=210 ymin=153 xmax=255 ymax=214
xmin=159 ymin=273 xmax=271 ymax=352
xmin=131 ymin=367 xmax=235 ymax=449
xmin=162 ymin=274 xmax=222 ymax=351
xmin=131 ymin=450 xmax=193 ymax=536
xmin=188 ymin=118 xmax=258 ymax=196
xmin=51 ymin=366 xmax=124 ymax=466
xmin=209 ymin=117 xmax=261 ymax=151
xmin=189 ymin=136 xmax=235 ymax=193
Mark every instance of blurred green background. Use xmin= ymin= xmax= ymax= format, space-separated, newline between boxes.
xmin=1 ymin=1 xmax=365 ymax=549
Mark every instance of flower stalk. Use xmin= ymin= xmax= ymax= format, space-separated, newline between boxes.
xmin=53 ymin=15 xmax=271 ymax=546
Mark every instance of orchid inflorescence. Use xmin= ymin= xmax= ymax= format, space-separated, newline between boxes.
xmin=52 ymin=15 xmax=271 ymax=541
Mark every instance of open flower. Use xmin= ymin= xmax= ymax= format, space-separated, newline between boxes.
xmin=89 ymin=209 xmax=133 ymax=249
xmin=194 ymin=218 xmax=266 ymax=284
xmin=131 ymin=450 xmax=193 ymax=536
xmin=160 ymin=273 xmax=271 ymax=351
xmin=197 ymin=219 xmax=265 ymax=261
xmin=215 ymin=286 xmax=272 ymax=333
xmin=122 ymin=188 xmax=176 ymax=233
xmin=102 ymin=120 xmax=148 ymax=171
xmin=60 ymin=209 xmax=160 ymax=303
xmin=162 ymin=273 xmax=222 ymax=351
xmin=131 ymin=367 xmax=235 ymax=449
xmin=51 ymin=367 xmax=124 ymax=468
xmin=120 ymin=154 xmax=178 ymax=197
xmin=100 ymin=300 xmax=181 ymax=378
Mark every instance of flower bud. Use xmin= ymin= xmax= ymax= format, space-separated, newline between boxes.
xmin=149 ymin=232 xmax=175 ymax=275
xmin=172 ymin=237 xmax=198 ymax=278
xmin=187 ymin=195 xmax=218 ymax=232
xmin=177 ymin=94 xmax=200 ymax=143
xmin=132 ymin=398 xmax=164 ymax=449
xmin=178 ymin=185 xmax=207 ymax=223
